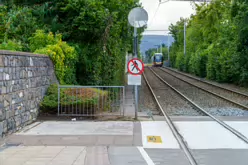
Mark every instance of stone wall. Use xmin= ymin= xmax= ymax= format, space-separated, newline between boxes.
xmin=0 ymin=50 xmax=57 ymax=137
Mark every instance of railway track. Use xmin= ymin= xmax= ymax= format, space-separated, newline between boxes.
xmin=161 ymin=67 xmax=248 ymax=109
xmin=143 ymin=69 xmax=198 ymax=165
xmin=143 ymin=67 xmax=248 ymax=165
xmin=143 ymin=68 xmax=204 ymax=116
xmin=153 ymin=67 xmax=248 ymax=116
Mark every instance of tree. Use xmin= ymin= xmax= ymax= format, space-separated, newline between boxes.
xmin=1 ymin=0 xmax=145 ymax=85
xmin=168 ymin=0 xmax=248 ymax=86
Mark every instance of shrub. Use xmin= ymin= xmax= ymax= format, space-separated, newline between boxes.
xmin=0 ymin=5 xmax=39 ymax=51
xmin=189 ymin=50 xmax=208 ymax=77
xmin=40 ymin=84 xmax=110 ymax=115
xmin=175 ymin=51 xmax=185 ymax=71
xmin=30 ymin=30 xmax=78 ymax=84
xmin=0 ymin=40 xmax=22 ymax=51
xmin=29 ymin=30 xmax=57 ymax=52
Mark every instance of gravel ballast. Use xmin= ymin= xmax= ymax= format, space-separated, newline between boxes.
xmin=153 ymin=67 xmax=248 ymax=117
xmin=143 ymin=68 xmax=204 ymax=116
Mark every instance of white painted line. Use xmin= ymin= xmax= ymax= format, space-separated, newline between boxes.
xmin=140 ymin=121 xmax=180 ymax=148
xmin=137 ymin=147 xmax=155 ymax=165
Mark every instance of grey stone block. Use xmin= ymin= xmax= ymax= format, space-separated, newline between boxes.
xmin=5 ymin=94 xmax=11 ymax=102
xmin=0 ymin=109 xmax=6 ymax=121
xmin=0 ymin=56 xmax=4 ymax=67
xmin=7 ymin=117 xmax=16 ymax=131
xmin=0 ymin=72 xmax=3 ymax=81
xmin=6 ymin=110 xmax=15 ymax=119
xmin=1 ymin=86 xmax=6 ymax=94
xmin=4 ymin=100 xmax=9 ymax=107
xmin=3 ymin=120 xmax=7 ymax=133
xmin=0 ymin=122 xmax=3 ymax=137
xmin=14 ymin=115 xmax=22 ymax=127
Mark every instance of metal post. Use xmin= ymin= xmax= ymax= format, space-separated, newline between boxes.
xmin=134 ymin=27 xmax=138 ymax=120
xmin=184 ymin=20 xmax=186 ymax=56
xmin=168 ymin=34 xmax=170 ymax=66
xmin=123 ymin=87 xmax=125 ymax=116
xmin=160 ymin=42 xmax=162 ymax=53
xmin=57 ymin=86 xmax=60 ymax=116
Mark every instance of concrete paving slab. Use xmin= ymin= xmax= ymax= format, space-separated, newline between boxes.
xmin=0 ymin=146 xmax=87 ymax=165
xmin=85 ymin=146 xmax=110 ymax=165
xmin=225 ymin=121 xmax=248 ymax=138
xmin=133 ymin=122 xmax=142 ymax=146
xmin=145 ymin=149 xmax=191 ymax=165
xmin=96 ymin=136 xmax=115 ymax=145
xmin=140 ymin=121 xmax=180 ymax=149
xmin=170 ymin=116 xmax=248 ymax=121
xmin=174 ymin=121 xmax=248 ymax=149
xmin=48 ymin=147 xmax=84 ymax=165
xmin=108 ymin=147 xmax=148 ymax=165
xmin=114 ymin=135 xmax=134 ymax=145
xmin=5 ymin=135 xmax=138 ymax=146
xmin=17 ymin=121 xmax=134 ymax=136
xmin=73 ymin=148 xmax=86 ymax=165
xmin=192 ymin=149 xmax=248 ymax=165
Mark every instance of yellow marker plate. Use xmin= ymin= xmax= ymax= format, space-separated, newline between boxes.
xmin=147 ymin=136 xmax=162 ymax=143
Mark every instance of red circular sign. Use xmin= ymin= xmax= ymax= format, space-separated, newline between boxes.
xmin=127 ymin=58 xmax=144 ymax=75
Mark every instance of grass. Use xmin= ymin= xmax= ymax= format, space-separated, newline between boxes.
xmin=145 ymin=63 xmax=153 ymax=67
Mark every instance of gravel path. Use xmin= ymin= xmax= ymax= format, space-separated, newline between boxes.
xmin=143 ymin=68 xmax=204 ymax=116
xmin=162 ymin=67 xmax=248 ymax=106
xmin=153 ymin=67 xmax=248 ymax=116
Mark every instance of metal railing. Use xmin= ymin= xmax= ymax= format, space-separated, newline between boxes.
xmin=58 ymin=85 xmax=125 ymax=117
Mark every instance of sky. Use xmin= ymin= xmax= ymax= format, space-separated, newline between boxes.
xmin=140 ymin=0 xmax=200 ymax=35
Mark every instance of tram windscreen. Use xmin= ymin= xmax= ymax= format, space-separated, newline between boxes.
xmin=154 ymin=55 xmax=162 ymax=62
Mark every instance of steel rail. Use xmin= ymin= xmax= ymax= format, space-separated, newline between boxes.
xmin=164 ymin=67 xmax=248 ymax=98
xmin=159 ymin=68 xmax=248 ymax=111
xmin=149 ymin=67 xmax=248 ymax=144
xmin=142 ymin=71 xmax=198 ymax=165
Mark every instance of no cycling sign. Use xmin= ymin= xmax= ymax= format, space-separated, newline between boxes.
xmin=127 ymin=58 xmax=144 ymax=75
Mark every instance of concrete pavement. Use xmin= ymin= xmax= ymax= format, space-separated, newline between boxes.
xmin=1 ymin=120 xmax=248 ymax=165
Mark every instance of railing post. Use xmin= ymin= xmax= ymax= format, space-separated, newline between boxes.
xmin=123 ymin=86 xmax=125 ymax=116
xmin=58 ymin=85 xmax=60 ymax=116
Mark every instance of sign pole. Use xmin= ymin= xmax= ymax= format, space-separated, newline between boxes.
xmin=134 ymin=27 xmax=138 ymax=120
xmin=128 ymin=7 xmax=148 ymax=120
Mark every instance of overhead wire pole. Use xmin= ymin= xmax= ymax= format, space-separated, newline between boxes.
xmin=184 ymin=20 xmax=186 ymax=56
xmin=154 ymin=45 xmax=159 ymax=53
xmin=160 ymin=42 xmax=162 ymax=53
xmin=168 ymin=33 xmax=170 ymax=66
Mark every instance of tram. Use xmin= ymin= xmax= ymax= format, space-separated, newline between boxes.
xmin=152 ymin=53 xmax=164 ymax=67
